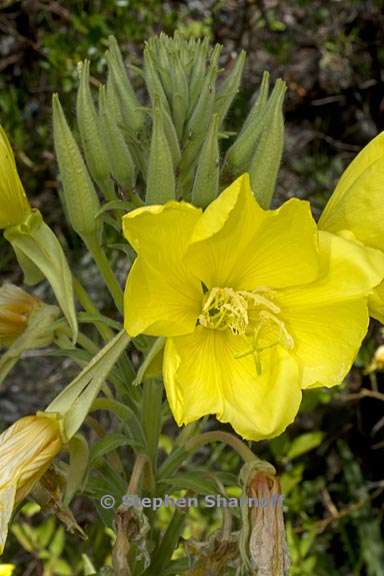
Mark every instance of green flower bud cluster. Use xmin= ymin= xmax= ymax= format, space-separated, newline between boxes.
xmin=53 ymin=32 xmax=286 ymax=216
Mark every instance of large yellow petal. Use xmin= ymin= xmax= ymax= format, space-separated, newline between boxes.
xmin=123 ymin=202 xmax=203 ymax=337
xmin=187 ymin=173 xmax=265 ymax=288
xmin=163 ymin=327 xmax=301 ymax=441
xmin=280 ymin=231 xmax=382 ymax=388
xmin=281 ymin=231 xmax=384 ymax=307
xmin=232 ymin=198 xmax=320 ymax=290
xmin=187 ymin=174 xmax=320 ymax=290
xmin=319 ymin=132 xmax=384 ymax=251
xmin=283 ymin=299 xmax=368 ymax=389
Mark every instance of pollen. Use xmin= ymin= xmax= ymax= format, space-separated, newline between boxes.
xmin=198 ymin=286 xmax=295 ymax=362
xmin=198 ymin=287 xmax=249 ymax=335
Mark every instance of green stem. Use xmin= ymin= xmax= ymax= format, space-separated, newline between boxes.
xmin=73 ymin=278 xmax=136 ymax=392
xmin=142 ymin=379 xmax=163 ymax=475
xmin=84 ymin=235 xmax=124 ymax=313
xmin=143 ymin=510 xmax=185 ymax=576
xmin=127 ymin=453 xmax=149 ymax=494
xmin=73 ymin=277 xmax=115 ymax=342
xmin=186 ymin=431 xmax=256 ymax=463
xmin=133 ymin=337 xmax=165 ymax=386
xmin=77 ymin=332 xmax=99 ymax=355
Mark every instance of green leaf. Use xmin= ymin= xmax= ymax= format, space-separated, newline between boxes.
xmin=159 ymin=471 xmax=219 ymax=495
xmin=64 ymin=434 xmax=89 ymax=504
xmin=286 ymin=432 xmax=324 ymax=460
xmin=89 ymin=433 xmax=131 ymax=465
xmin=47 ymin=331 xmax=130 ymax=440
xmin=141 ymin=379 xmax=163 ymax=469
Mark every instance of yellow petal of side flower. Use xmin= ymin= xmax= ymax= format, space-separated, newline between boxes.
xmin=318 ymin=133 xmax=384 ymax=320
xmin=319 ymin=132 xmax=384 ymax=250
xmin=0 ymin=126 xmax=31 ymax=229
xmin=0 ymin=414 xmax=62 ymax=555
xmin=123 ymin=174 xmax=384 ymax=440
xmin=281 ymin=231 xmax=384 ymax=388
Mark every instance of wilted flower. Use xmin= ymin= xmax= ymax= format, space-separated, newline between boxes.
xmin=0 ymin=125 xmax=31 ymax=229
xmin=123 ymin=174 xmax=384 ymax=440
xmin=240 ymin=462 xmax=290 ymax=575
xmin=185 ymin=534 xmax=239 ymax=575
xmin=0 ymin=413 xmax=63 ymax=555
xmin=0 ymin=284 xmax=40 ymax=346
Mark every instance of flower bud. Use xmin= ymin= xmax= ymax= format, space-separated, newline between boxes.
xmin=178 ymin=45 xmax=221 ymax=183
xmin=0 ymin=125 xmax=31 ymax=229
xmin=52 ymin=94 xmax=101 ymax=240
xmin=159 ymin=99 xmax=181 ymax=168
xmin=143 ymin=45 xmax=171 ymax=115
xmin=76 ymin=60 xmax=115 ymax=200
xmin=192 ymin=113 xmax=220 ymax=208
xmin=145 ymin=99 xmax=175 ymax=204
xmin=0 ymin=283 xmax=40 ymax=346
xmin=239 ymin=461 xmax=290 ymax=575
xmin=98 ymin=85 xmax=136 ymax=192
xmin=214 ymin=50 xmax=246 ymax=124
xmin=170 ymin=51 xmax=189 ymax=139
xmin=185 ymin=44 xmax=220 ymax=140
xmin=107 ymin=36 xmax=145 ymax=136
xmin=0 ymin=413 xmax=63 ymax=555
xmin=224 ymin=71 xmax=270 ymax=179
xmin=189 ymin=37 xmax=209 ymax=114
xmin=249 ymin=79 xmax=286 ymax=208
xmin=153 ymin=36 xmax=173 ymax=101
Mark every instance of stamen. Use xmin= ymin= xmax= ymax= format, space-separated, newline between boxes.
xmin=198 ymin=285 xmax=295 ymax=373
xmin=198 ymin=287 xmax=249 ymax=335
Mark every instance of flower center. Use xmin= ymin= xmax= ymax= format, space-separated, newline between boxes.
xmin=198 ymin=286 xmax=294 ymax=360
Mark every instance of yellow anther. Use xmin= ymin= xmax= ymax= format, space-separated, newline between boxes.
xmin=199 ymin=286 xmax=294 ymax=371
xmin=199 ymin=287 xmax=249 ymax=335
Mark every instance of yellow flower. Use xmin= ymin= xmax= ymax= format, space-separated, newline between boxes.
xmin=366 ymin=344 xmax=384 ymax=373
xmin=0 ymin=565 xmax=14 ymax=576
xmin=319 ymin=132 xmax=384 ymax=321
xmin=0 ymin=413 xmax=62 ymax=555
xmin=0 ymin=284 xmax=40 ymax=346
xmin=0 ymin=125 xmax=31 ymax=229
xmin=123 ymin=174 xmax=384 ymax=440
